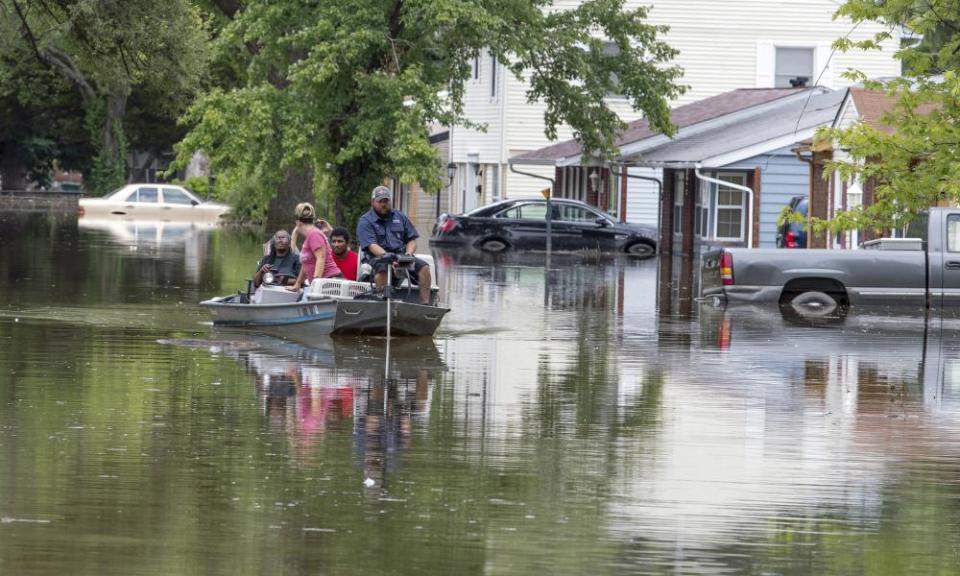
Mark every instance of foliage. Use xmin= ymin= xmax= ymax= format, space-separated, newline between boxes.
xmin=0 ymin=0 xmax=210 ymax=192
xmin=820 ymin=0 xmax=960 ymax=233
xmin=177 ymin=0 xmax=685 ymax=224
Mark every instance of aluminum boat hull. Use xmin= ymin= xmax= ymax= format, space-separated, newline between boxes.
xmin=199 ymin=296 xmax=337 ymax=340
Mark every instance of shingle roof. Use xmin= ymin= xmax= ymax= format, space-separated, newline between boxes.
xmin=625 ymin=89 xmax=846 ymax=166
xmin=848 ymin=87 xmax=938 ymax=133
xmin=512 ymin=88 xmax=805 ymax=163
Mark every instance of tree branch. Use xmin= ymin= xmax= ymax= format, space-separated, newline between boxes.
xmin=11 ymin=0 xmax=49 ymax=69
xmin=43 ymin=46 xmax=96 ymax=101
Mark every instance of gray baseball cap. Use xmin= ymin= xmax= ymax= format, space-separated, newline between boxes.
xmin=371 ymin=186 xmax=392 ymax=201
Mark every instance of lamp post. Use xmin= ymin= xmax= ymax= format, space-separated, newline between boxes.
xmin=439 ymin=162 xmax=456 ymax=219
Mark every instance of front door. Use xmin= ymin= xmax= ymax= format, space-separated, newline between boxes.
xmin=464 ymin=163 xmax=480 ymax=212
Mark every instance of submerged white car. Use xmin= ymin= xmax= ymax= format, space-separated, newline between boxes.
xmin=79 ymin=184 xmax=230 ymax=223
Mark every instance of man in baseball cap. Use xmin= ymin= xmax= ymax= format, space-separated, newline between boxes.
xmin=356 ymin=185 xmax=433 ymax=304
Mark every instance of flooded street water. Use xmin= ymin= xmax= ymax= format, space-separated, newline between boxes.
xmin=3 ymin=213 xmax=960 ymax=575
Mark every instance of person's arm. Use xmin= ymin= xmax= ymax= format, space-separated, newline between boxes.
xmin=253 ymin=257 xmax=270 ymax=287
xmin=357 ymin=217 xmax=386 ymax=257
xmin=316 ymin=218 xmax=332 ymax=236
xmin=404 ymin=239 xmax=417 ymax=256
xmin=312 ymin=247 xmax=325 ymax=281
xmin=288 ymin=267 xmax=306 ymax=292
xmin=290 ymin=225 xmax=301 ymax=249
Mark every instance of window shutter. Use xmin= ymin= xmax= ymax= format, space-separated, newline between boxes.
xmin=756 ymin=41 xmax=774 ymax=88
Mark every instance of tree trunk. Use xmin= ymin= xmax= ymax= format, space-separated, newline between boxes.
xmin=104 ymin=91 xmax=128 ymax=171
xmin=0 ymin=141 xmax=29 ymax=191
xmin=266 ymin=165 xmax=315 ymax=232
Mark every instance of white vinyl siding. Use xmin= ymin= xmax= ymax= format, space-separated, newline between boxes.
xmin=625 ymin=167 xmax=661 ymax=226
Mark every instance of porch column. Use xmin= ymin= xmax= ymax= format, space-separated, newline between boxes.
xmin=680 ymin=168 xmax=696 ymax=258
xmin=750 ymin=169 xmax=762 ymax=248
xmin=619 ymin=165 xmax=628 ymax=223
xmin=861 ymin=176 xmax=877 ymax=242
xmin=660 ymin=170 xmax=675 ymax=255
xmin=809 ymin=150 xmax=831 ymax=248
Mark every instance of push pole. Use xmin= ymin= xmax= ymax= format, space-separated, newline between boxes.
xmin=384 ymin=258 xmax=392 ymax=385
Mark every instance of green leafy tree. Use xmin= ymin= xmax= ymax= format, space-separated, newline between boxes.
xmin=178 ymin=0 xmax=685 ymax=225
xmin=820 ymin=0 xmax=960 ymax=234
xmin=1 ymin=0 xmax=209 ymax=193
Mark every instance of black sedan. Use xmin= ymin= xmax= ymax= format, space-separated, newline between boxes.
xmin=430 ymin=198 xmax=657 ymax=257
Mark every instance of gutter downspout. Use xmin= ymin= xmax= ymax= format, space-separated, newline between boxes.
xmin=508 ymin=163 xmax=555 ymax=254
xmin=695 ymin=164 xmax=754 ymax=249
xmin=612 ymin=163 xmax=663 ymax=251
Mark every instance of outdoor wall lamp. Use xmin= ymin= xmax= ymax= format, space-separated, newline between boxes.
xmin=447 ymin=162 xmax=457 ymax=186
xmin=588 ymin=170 xmax=601 ymax=192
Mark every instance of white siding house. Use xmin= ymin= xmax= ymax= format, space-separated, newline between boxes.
xmin=446 ymin=0 xmax=900 ymax=215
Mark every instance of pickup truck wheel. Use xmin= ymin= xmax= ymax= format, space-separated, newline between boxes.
xmin=479 ymin=238 xmax=508 ymax=253
xmin=626 ymin=241 xmax=655 ymax=259
xmin=788 ymin=291 xmax=839 ymax=317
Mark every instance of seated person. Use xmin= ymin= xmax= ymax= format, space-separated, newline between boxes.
xmin=356 ymin=186 xmax=432 ymax=304
xmin=254 ymin=229 xmax=301 ymax=287
xmin=330 ymin=227 xmax=359 ymax=281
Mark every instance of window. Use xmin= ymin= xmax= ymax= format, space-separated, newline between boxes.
xmin=473 ymin=56 xmax=480 ymax=80
xmin=775 ymin=47 xmax=814 ymax=88
xmin=695 ymin=186 xmax=709 ymax=238
xmin=128 ymin=186 xmax=159 ymax=203
xmin=603 ymin=41 xmax=623 ymax=98
xmin=948 ymin=215 xmax=960 ymax=252
xmin=496 ymin=203 xmax=547 ymax=220
xmin=673 ymin=172 xmax=685 ymax=234
xmin=558 ymin=204 xmax=601 ymax=223
xmin=714 ymin=173 xmax=747 ymax=241
xmin=490 ymin=54 xmax=497 ymax=98
xmin=163 ymin=188 xmax=194 ymax=205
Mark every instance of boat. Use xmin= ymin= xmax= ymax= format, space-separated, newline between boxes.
xmin=200 ymin=284 xmax=338 ymax=340
xmin=199 ymin=254 xmax=449 ymax=339
xmin=309 ymin=254 xmax=450 ymax=337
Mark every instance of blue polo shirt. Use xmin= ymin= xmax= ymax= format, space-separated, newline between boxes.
xmin=357 ymin=208 xmax=419 ymax=255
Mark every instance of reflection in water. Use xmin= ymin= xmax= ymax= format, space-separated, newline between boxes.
xmin=221 ymin=334 xmax=440 ymax=492
xmin=6 ymin=215 xmax=960 ymax=574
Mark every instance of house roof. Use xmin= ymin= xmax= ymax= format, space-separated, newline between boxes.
xmin=845 ymin=87 xmax=938 ymax=133
xmin=621 ymin=89 xmax=847 ymax=167
xmin=512 ymin=88 xmax=806 ymax=164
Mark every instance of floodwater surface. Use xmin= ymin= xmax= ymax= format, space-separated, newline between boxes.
xmin=2 ymin=213 xmax=960 ymax=575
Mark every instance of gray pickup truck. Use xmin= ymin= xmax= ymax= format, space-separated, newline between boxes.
xmin=701 ymin=207 xmax=960 ymax=313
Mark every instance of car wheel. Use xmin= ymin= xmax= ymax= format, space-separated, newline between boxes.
xmin=480 ymin=239 xmax=509 ymax=253
xmin=788 ymin=290 xmax=839 ymax=317
xmin=626 ymin=241 xmax=655 ymax=258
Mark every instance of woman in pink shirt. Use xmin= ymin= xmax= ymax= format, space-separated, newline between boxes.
xmin=289 ymin=202 xmax=342 ymax=292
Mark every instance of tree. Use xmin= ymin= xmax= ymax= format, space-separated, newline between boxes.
xmin=0 ymin=0 xmax=209 ymax=192
xmin=178 ymin=0 xmax=685 ymax=225
xmin=821 ymin=0 xmax=960 ymax=234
